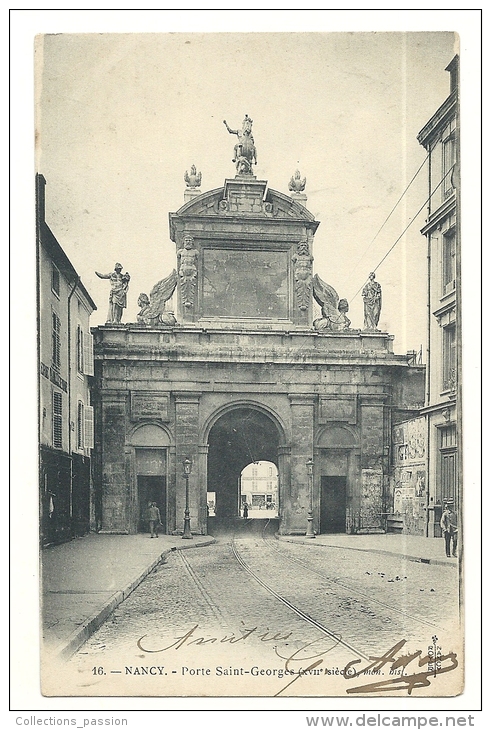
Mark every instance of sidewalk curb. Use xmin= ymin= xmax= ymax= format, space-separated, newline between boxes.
xmin=275 ymin=535 xmax=458 ymax=569
xmin=52 ymin=537 xmax=216 ymax=662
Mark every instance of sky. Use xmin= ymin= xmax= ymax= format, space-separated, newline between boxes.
xmin=35 ymin=29 xmax=458 ymax=354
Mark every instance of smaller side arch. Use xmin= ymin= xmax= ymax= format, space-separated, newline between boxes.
xmin=316 ymin=423 xmax=359 ymax=449
xmin=128 ymin=422 xmax=172 ymax=447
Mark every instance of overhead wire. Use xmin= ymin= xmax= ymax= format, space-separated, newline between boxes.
xmin=349 ymin=165 xmax=454 ymax=304
xmin=341 ymin=152 xmax=430 ymax=287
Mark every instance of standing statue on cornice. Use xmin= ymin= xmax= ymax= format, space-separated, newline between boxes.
xmin=312 ymin=274 xmax=351 ymax=331
xmin=95 ymin=262 xmax=130 ymax=324
xmin=223 ymin=115 xmax=257 ymax=174
xmin=177 ymin=234 xmax=199 ymax=309
xmin=362 ymin=272 xmax=382 ymax=330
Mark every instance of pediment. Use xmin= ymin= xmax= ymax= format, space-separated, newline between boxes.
xmin=173 ymin=184 xmax=316 ymax=221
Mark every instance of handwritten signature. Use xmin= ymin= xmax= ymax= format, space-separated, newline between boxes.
xmin=137 ymin=623 xmax=293 ymax=653
xmin=137 ymin=626 xmax=458 ymax=696
xmin=275 ymin=636 xmax=458 ymax=696
xmin=341 ymin=639 xmax=458 ymax=694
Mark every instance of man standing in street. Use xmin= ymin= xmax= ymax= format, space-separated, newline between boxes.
xmin=148 ymin=502 xmax=162 ymax=539
xmin=440 ymin=500 xmax=458 ymax=557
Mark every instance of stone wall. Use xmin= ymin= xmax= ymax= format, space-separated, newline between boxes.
xmin=390 ymin=416 xmax=427 ymax=535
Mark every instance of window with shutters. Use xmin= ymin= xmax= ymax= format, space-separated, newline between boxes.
xmin=52 ymin=312 xmax=61 ymax=369
xmin=77 ymin=401 xmax=84 ymax=450
xmin=84 ymin=405 xmax=94 ymax=450
xmin=83 ymin=332 xmax=94 ymax=376
xmin=77 ymin=325 xmax=84 ymax=374
xmin=51 ymin=264 xmax=60 ymax=297
xmin=442 ymin=324 xmax=456 ymax=392
xmin=442 ymin=229 xmax=456 ymax=296
xmin=442 ymin=126 xmax=456 ymax=200
xmin=53 ymin=391 xmax=63 ymax=448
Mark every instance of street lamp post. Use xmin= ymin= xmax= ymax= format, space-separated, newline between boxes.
xmin=182 ymin=457 xmax=193 ymax=540
xmin=305 ymin=457 xmax=315 ymax=538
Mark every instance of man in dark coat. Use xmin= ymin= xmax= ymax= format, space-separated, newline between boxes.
xmin=148 ymin=502 xmax=162 ymax=538
xmin=440 ymin=500 xmax=458 ymax=557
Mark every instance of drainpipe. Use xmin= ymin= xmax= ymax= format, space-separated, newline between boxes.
xmin=67 ymin=275 xmax=80 ymax=533
xmin=424 ymin=146 xmax=432 ymax=539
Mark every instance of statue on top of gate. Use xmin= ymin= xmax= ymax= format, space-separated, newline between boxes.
xmin=223 ymin=115 xmax=257 ymax=175
xmin=312 ymin=274 xmax=351 ymax=332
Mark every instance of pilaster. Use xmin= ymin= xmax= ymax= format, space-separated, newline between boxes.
xmin=281 ymin=395 xmax=316 ymax=534
xmin=174 ymin=393 xmax=202 ymax=534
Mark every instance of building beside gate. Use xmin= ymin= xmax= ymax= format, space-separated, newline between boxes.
xmin=416 ymin=55 xmax=460 ymax=537
xmin=37 ymin=174 xmax=97 ymax=545
xmin=92 ymin=149 xmax=425 ymax=536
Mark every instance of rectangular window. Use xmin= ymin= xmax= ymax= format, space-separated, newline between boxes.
xmin=442 ymin=229 xmax=456 ymax=295
xmin=77 ymin=401 xmax=84 ymax=450
xmin=83 ymin=332 xmax=94 ymax=376
xmin=443 ymin=324 xmax=456 ymax=392
xmin=442 ymin=130 xmax=456 ymax=199
xmin=441 ymin=451 xmax=456 ymax=505
xmin=438 ymin=426 xmax=457 ymax=506
xmin=77 ymin=326 xmax=84 ymax=374
xmin=84 ymin=406 xmax=94 ymax=450
xmin=52 ymin=312 xmax=61 ymax=368
xmin=53 ymin=391 xmax=63 ymax=448
xmin=51 ymin=264 xmax=60 ymax=297
xmin=441 ymin=425 xmax=457 ymax=449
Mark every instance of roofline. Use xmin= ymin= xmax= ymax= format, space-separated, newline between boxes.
xmin=417 ymin=90 xmax=457 ymax=147
xmin=40 ymin=222 xmax=97 ymax=311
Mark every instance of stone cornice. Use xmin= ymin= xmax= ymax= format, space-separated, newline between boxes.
xmin=417 ymin=90 xmax=457 ymax=148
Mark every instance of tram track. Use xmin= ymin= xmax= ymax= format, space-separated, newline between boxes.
xmin=259 ymin=530 xmax=440 ymax=630
xmin=229 ymin=520 xmax=370 ymax=662
xmin=176 ymin=549 xmax=226 ymax=625
xmin=231 ymin=536 xmax=369 ymax=660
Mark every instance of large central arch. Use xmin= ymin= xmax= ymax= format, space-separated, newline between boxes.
xmin=206 ymin=406 xmax=283 ymax=527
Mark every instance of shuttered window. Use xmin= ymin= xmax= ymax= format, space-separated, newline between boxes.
xmin=52 ymin=312 xmax=61 ymax=368
xmin=77 ymin=401 xmax=84 ymax=450
xmin=442 ymin=229 xmax=456 ymax=295
xmin=51 ymin=264 xmax=60 ymax=297
xmin=443 ymin=324 xmax=456 ymax=392
xmin=77 ymin=326 xmax=84 ymax=373
xmin=53 ymin=391 xmax=63 ymax=448
xmin=83 ymin=333 xmax=94 ymax=376
xmin=84 ymin=406 xmax=94 ymax=450
xmin=442 ymin=128 xmax=456 ymax=199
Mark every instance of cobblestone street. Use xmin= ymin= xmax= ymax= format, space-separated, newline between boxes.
xmin=53 ymin=523 xmax=461 ymax=698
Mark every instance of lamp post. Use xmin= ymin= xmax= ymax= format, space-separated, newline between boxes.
xmin=305 ymin=457 xmax=315 ymax=538
xmin=182 ymin=457 xmax=193 ymax=540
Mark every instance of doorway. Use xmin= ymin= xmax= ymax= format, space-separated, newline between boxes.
xmin=135 ymin=448 xmax=167 ymax=532
xmin=137 ymin=476 xmax=166 ymax=531
xmin=320 ymin=476 xmax=347 ymax=533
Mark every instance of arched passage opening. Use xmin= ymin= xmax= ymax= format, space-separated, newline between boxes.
xmin=207 ymin=407 xmax=281 ymax=528
xmin=240 ymin=461 xmax=278 ymax=518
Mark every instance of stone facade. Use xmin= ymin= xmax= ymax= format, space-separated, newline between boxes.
xmin=93 ymin=174 xmax=424 ymax=536
xmin=417 ymin=56 xmax=460 ymax=538
xmin=37 ymin=174 xmax=97 ymax=545
xmin=390 ymin=416 xmax=427 ymax=535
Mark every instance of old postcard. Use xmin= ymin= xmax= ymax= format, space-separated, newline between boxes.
xmin=29 ymin=24 xmax=478 ymax=704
